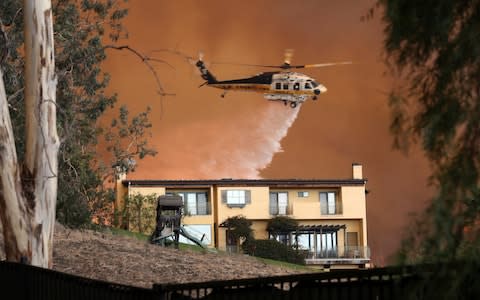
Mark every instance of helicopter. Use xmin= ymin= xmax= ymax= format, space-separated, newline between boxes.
xmin=195 ymin=50 xmax=351 ymax=108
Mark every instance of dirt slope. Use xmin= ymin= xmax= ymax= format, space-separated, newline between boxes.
xmin=1 ymin=224 xmax=304 ymax=288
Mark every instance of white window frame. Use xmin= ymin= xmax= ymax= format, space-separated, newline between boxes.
xmin=270 ymin=192 xmax=289 ymax=215
xmin=175 ymin=192 xmax=209 ymax=216
xmin=226 ymin=190 xmax=246 ymax=205
xmin=298 ymin=191 xmax=309 ymax=198
xmin=320 ymin=192 xmax=339 ymax=215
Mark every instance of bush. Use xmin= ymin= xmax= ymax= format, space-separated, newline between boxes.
xmin=223 ymin=215 xmax=253 ymax=241
xmin=267 ymin=216 xmax=298 ymax=233
xmin=243 ymin=239 xmax=306 ymax=265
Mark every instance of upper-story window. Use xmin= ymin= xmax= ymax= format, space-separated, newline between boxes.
xmin=319 ymin=192 xmax=341 ymax=215
xmin=269 ymin=192 xmax=289 ymax=215
xmin=174 ymin=192 xmax=210 ymax=215
xmin=222 ymin=190 xmax=251 ymax=208
xmin=298 ymin=191 xmax=309 ymax=198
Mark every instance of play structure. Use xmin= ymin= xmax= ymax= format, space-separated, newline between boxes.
xmin=150 ymin=194 xmax=209 ymax=249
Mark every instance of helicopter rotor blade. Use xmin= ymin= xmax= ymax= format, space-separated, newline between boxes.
xmin=210 ymin=60 xmax=353 ymax=70
xmin=289 ymin=61 xmax=353 ymax=69
xmin=210 ymin=61 xmax=282 ymax=68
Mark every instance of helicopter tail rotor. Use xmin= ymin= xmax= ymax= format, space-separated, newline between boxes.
xmin=194 ymin=51 xmax=217 ymax=84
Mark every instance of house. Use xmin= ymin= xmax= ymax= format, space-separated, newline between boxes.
xmin=115 ymin=163 xmax=370 ymax=269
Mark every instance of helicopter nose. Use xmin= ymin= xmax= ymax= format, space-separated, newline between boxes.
xmin=318 ymin=85 xmax=327 ymax=93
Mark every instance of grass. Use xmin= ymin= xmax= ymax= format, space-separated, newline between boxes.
xmin=255 ymin=257 xmax=319 ymax=272
xmin=96 ymin=226 xmax=319 ymax=272
xmin=103 ymin=226 xmax=209 ymax=252
xmin=95 ymin=225 xmax=151 ymax=241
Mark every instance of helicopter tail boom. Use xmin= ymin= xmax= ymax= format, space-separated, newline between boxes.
xmin=196 ymin=60 xmax=217 ymax=84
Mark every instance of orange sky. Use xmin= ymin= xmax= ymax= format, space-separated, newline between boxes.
xmin=104 ymin=0 xmax=432 ymax=265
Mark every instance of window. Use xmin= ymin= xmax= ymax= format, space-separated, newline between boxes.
xmin=269 ymin=233 xmax=291 ymax=246
xmin=269 ymin=192 xmax=288 ymax=215
xmin=222 ymin=190 xmax=251 ymax=207
xmin=176 ymin=192 xmax=209 ymax=215
xmin=304 ymin=82 xmax=312 ymax=89
xmin=319 ymin=192 xmax=340 ymax=215
xmin=275 ymin=82 xmax=281 ymax=89
xmin=283 ymin=83 xmax=289 ymax=90
xmin=298 ymin=191 xmax=309 ymax=198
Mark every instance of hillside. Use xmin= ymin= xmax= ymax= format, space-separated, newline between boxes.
xmin=1 ymin=223 xmax=305 ymax=288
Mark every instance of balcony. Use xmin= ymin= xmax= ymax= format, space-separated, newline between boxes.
xmin=269 ymin=204 xmax=293 ymax=216
xmin=304 ymin=246 xmax=371 ymax=266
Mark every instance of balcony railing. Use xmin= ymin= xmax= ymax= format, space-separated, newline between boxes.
xmin=270 ymin=204 xmax=293 ymax=216
xmin=305 ymin=246 xmax=370 ymax=262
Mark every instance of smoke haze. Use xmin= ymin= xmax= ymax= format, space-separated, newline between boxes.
xmin=104 ymin=0 xmax=432 ymax=265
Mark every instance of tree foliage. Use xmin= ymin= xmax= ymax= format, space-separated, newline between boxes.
xmin=0 ymin=0 xmax=157 ymax=229
xmin=223 ymin=215 xmax=253 ymax=242
xmin=380 ymin=1 xmax=480 ymax=263
xmin=267 ymin=216 xmax=298 ymax=235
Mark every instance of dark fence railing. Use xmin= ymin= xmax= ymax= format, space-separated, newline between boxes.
xmin=2 ymin=260 xmax=480 ymax=300
xmin=0 ymin=261 xmax=156 ymax=300
xmin=154 ymin=263 xmax=480 ymax=300
xmin=154 ymin=266 xmax=418 ymax=300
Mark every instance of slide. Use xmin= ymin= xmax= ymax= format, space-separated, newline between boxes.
xmin=179 ymin=226 xmax=216 ymax=252
xmin=150 ymin=231 xmax=176 ymax=244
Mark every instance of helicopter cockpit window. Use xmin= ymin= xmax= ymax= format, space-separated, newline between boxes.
xmin=311 ymin=81 xmax=319 ymax=88
xmin=304 ymin=82 xmax=312 ymax=89
xmin=275 ymin=82 xmax=282 ymax=90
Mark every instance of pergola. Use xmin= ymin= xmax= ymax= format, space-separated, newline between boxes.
xmin=292 ymin=224 xmax=347 ymax=257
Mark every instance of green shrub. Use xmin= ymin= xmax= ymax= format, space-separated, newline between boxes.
xmin=267 ymin=216 xmax=298 ymax=233
xmin=223 ymin=215 xmax=254 ymax=241
xmin=243 ymin=239 xmax=306 ymax=265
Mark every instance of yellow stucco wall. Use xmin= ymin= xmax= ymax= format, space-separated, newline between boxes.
xmin=128 ymin=186 xmax=166 ymax=196
xmin=216 ymin=187 xmax=270 ymax=221
xmin=116 ymin=180 xmax=368 ymax=252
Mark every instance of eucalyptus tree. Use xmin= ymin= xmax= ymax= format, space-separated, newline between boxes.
xmin=0 ymin=0 xmax=58 ymax=267
xmin=0 ymin=0 xmax=158 ymax=266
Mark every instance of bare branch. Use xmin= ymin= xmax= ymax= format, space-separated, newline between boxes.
xmin=104 ymin=45 xmax=176 ymax=97
xmin=7 ymin=87 xmax=24 ymax=103
xmin=150 ymin=47 xmax=195 ymax=63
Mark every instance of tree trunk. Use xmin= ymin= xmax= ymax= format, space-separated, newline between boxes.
xmin=0 ymin=70 xmax=31 ymax=263
xmin=0 ymin=0 xmax=58 ymax=268
xmin=23 ymin=0 xmax=59 ymax=268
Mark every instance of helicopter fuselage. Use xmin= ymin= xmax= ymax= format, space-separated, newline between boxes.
xmin=196 ymin=60 xmax=327 ymax=108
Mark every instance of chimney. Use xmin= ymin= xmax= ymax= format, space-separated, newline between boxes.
xmin=352 ymin=163 xmax=363 ymax=179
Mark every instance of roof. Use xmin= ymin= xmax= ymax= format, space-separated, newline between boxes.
xmin=122 ymin=178 xmax=366 ymax=188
